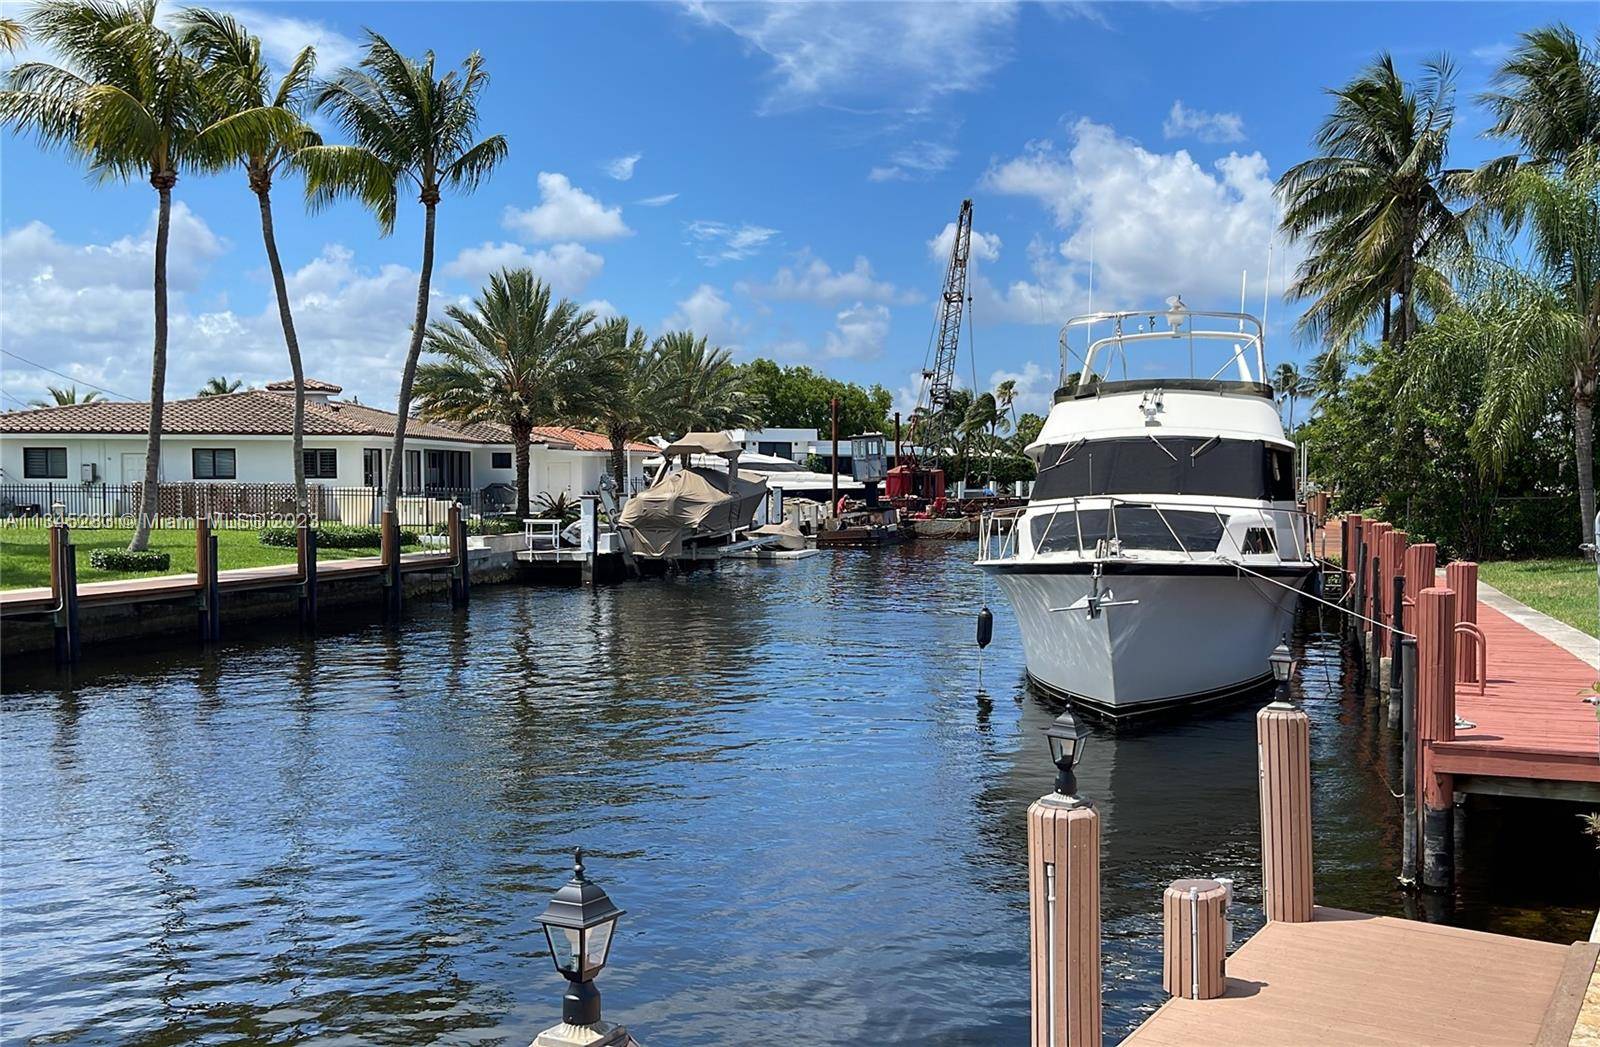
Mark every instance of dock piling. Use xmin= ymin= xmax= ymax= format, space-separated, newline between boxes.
xmin=1445 ymin=562 xmax=1479 ymax=683
xmin=1387 ymin=573 xmax=1405 ymax=713
xmin=297 ymin=522 xmax=318 ymax=628
xmin=1257 ymin=701 xmax=1314 ymax=923
xmin=1399 ymin=637 xmax=1419 ymax=886
xmin=1028 ymin=795 xmax=1102 ymax=1047
xmin=1162 ymin=879 xmax=1228 ymax=1000
xmin=49 ymin=524 xmax=79 ymax=665
xmin=448 ymin=504 xmax=470 ymax=607
xmin=1416 ymin=586 xmax=1457 ymax=892
xmin=195 ymin=516 xmax=220 ymax=644
xmin=381 ymin=509 xmax=402 ymax=621
xmin=1368 ymin=552 xmax=1383 ymax=697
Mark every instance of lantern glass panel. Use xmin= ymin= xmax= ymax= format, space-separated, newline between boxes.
xmin=545 ymin=924 xmax=582 ymax=977
xmin=585 ymin=918 xmax=617 ymax=969
xmin=1047 ymin=733 xmax=1075 ymax=766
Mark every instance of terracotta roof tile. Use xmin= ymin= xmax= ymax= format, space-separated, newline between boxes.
xmin=263 ymin=377 xmax=343 ymax=393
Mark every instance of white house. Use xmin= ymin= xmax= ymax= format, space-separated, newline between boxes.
xmin=723 ymin=427 xmax=820 ymax=464
xmin=0 ymin=378 xmax=652 ymax=516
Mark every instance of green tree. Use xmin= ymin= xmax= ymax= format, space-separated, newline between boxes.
xmin=300 ymin=32 xmax=507 ymax=514
xmin=196 ymin=375 xmax=244 ymax=396
xmin=0 ymin=18 xmax=24 ymax=53
xmin=1 ymin=0 xmax=292 ymax=550
xmin=414 ymin=269 xmax=602 ymax=519
xmin=1277 ymin=54 xmax=1467 ymax=357
xmin=588 ymin=318 xmax=665 ymax=492
xmin=1479 ymin=25 xmax=1599 ymax=168
xmin=31 ymin=384 xmax=103 ymax=407
xmin=733 ymin=359 xmax=891 ymax=436
xmin=995 ymin=377 xmax=1019 ymax=432
xmin=178 ymin=8 xmax=319 ymax=515
xmin=1273 ymin=362 xmax=1303 ymax=431
xmin=651 ymin=331 xmax=762 ymax=438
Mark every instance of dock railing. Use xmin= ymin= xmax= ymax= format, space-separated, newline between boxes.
xmin=978 ymin=498 xmax=1313 ymax=565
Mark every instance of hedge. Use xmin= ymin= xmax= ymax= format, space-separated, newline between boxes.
xmin=88 ymin=548 xmax=171 ymax=573
xmin=258 ymin=524 xmax=418 ymax=549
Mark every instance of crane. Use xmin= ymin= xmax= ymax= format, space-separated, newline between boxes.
xmin=909 ymin=199 xmax=973 ymax=468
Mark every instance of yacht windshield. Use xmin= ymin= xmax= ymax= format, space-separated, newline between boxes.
xmin=1034 ymin=437 xmax=1294 ymax=501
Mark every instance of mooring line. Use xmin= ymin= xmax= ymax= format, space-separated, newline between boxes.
xmin=1222 ymin=558 xmax=1416 ymax=640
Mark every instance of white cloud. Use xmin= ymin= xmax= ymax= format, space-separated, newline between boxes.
xmin=584 ymin=299 xmax=620 ymax=323
xmin=741 ymin=251 xmax=913 ymax=305
xmin=988 ymin=361 xmax=1054 ymax=418
xmin=214 ymin=5 xmax=362 ymax=71
xmin=665 ymin=284 xmax=745 ymax=345
xmin=868 ymin=140 xmax=958 ymax=182
xmin=927 ymin=222 xmax=1002 ymax=264
xmin=443 ymin=241 xmax=605 ymax=297
xmin=822 ymin=302 xmax=890 ymax=360
xmin=685 ymin=220 xmax=780 ymax=264
xmin=681 ymin=1 xmax=1018 ymax=114
xmin=0 ymin=211 xmax=443 ymax=409
xmin=503 ymin=172 xmax=632 ymax=242
xmin=637 ymin=193 xmax=679 ymax=207
xmin=1162 ymin=100 xmax=1246 ymax=144
xmin=605 ymin=152 xmax=642 ymax=180
xmin=980 ymin=119 xmax=1292 ymax=323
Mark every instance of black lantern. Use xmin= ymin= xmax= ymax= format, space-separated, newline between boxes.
xmin=1268 ymin=634 xmax=1295 ymax=707
xmin=1042 ymin=709 xmax=1091 ymax=797
xmin=536 ymin=849 xmax=625 ymax=1027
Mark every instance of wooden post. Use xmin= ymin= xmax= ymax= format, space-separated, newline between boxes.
xmin=1403 ymin=543 xmax=1438 ymax=611
xmin=1445 ymin=562 xmax=1479 ymax=683
xmin=830 ymin=395 xmax=840 ymax=517
xmin=1162 ymin=879 xmax=1228 ymax=1000
xmin=1257 ymin=701 xmax=1313 ymax=922
xmin=1416 ymin=586 xmax=1456 ymax=891
xmin=195 ymin=516 xmax=213 ymax=643
xmin=1028 ymin=796 xmax=1101 ymax=1047
xmin=1387 ymin=572 xmax=1406 ymax=709
xmin=448 ymin=503 xmax=470 ymax=607
xmin=64 ymin=536 xmax=80 ymax=662
xmin=381 ymin=508 xmax=402 ymax=620
xmin=297 ymin=522 xmax=318 ymax=628
xmin=1399 ymin=637 xmax=1419 ymax=887
xmin=49 ymin=524 xmax=70 ymax=664
xmin=1368 ymin=552 xmax=1384 ymax=696
xmin=1351 ymin=534 xmax=1367 ymax=651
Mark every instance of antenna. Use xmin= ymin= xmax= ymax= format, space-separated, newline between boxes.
xmin=1086 ymin=229 xmax=1095 ymax=356
xmin=1238 ymin=269 xmax=1247 ymax=332
xmin=1262 ymin=241 xmax=1273 ymax=348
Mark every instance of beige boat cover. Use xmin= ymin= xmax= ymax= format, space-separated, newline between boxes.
xmin=618 ymin=466 xmax=768 ymax=557
xmin=749 ymin=518 xmax=808 ymax=551
xmin=658 ymin=431 xmax=741 ymax=458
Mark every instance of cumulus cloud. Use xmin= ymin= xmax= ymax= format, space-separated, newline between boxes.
xmin=741 ymin=251 xmax=914 ymax=305
xmin=214 ymin=5 xmax=362 ymax=70
xmin=980 ymin=119 xmax=1291 ymax=323
xmin=685 ymin=220 xmax=780 ymax=264
xmin=681 ymin=1 xmax=1018 ymax=114
xmin=443 ymin=241 xmax=605 ymax=296
xmin=927 ymin=222 xmax=1002 ymax=264
xmin=1162 ymin=100 xmax=1246 ymax=144
xmin=503 ymin=172 xmax=632 ymax=242
xmin=665 ymin=284 xmax=745 ymax=345
xmin=822 ymin=302 xmax=890 ymax=360
xmin=605 ymin=152 xmax=642 ymax=180
xmin=868 ymin=140 xmax=958 ymax=182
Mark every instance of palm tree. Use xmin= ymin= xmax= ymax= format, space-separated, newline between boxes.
xmin=649 ymin=330 xmax=761 ymax=438
xmin=413 ymin=269 xmax=602 ymax=520
xmin=178 ymin=9 xmax=318 ymax=515
xmin=1306 ymin=348 xmax=1349 ymax=410
xmin=0 ymin=0 xmax=293 ymax=550
xmin=1479 ymin=26 xmax=1599 ymax=168
xmin=0 ymin=18 xmax=24 ymax=53
xmin=196 ymin=375 xmax=244 ymax=396
xmin=300 ymin=32 xmax=507 ymax=516
xmin=1277 ymin=54 xmax=1468 ymax=357
xmin=994 ymin=378 xmax=1019 ymax=432
xmin=1273 ymin=362 xmax=1303 ymax=431
xmin=31 ymin=384 xmax=103 ymax=407
xmin=589 ymin=317 xmax=666 ymax=492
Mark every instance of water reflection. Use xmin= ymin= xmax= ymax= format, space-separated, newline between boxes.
xmin=1 ymin=543 xmax=1593 ymax=1046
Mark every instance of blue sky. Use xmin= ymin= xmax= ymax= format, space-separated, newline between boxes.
xmin=0 ymin=0 xmax=1586 ymax=418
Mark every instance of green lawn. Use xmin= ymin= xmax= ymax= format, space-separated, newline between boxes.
xmin=0 ymin=526 xmax=400 ymax=590
xmin=1479 ymin=558 xmax=1600 ymax=639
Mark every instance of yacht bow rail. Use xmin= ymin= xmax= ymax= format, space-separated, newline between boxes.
xmin=977 ymin=498 xmax=1314 ymax=566
xmin=1060 ymin=307 xmax=1268 ymax=389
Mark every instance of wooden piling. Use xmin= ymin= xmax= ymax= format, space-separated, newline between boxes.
xmin=1399 ymin=637 xmax=1419 ymax=887
xmin=49 ymin=524 xmax=73 ymax=664
xmin=1368 ymin=553 xmax=1384 ymax=696
xmin=1445 ymin=562 xmax=1479 ymax=683
xmin=1351 ymin=535 xmax=1367 ymax=652
xmin=1387 ymin=572 xmax=1405 ymax=709
xmin=381 ymin=509 xmax=402 ymax=620
xmin=1416 ymin=586 xmax=1457 ymax=892
xmin=64 ymin=538 xmax=80 ymax=662
xmin=448 ymin=503 xmax=470 ymax=607
xmin=1029 ymin=797 xmax=1102 ymax=1047
xmin=1162 ymin=879 xmax=1228 ymax=1000
xmin=297 ymin=522 xmax=318 ymax=628
xmin=1257 ymin=703 xmax=1313 ymax=923
xmin=195 ymin=516 xmax=216 ymax=643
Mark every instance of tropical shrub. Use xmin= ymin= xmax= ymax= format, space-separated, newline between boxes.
xmin=258 ymin=524 xmax=418 ymax=549
xmin=89 ymin=549 xmax=170 ymax=573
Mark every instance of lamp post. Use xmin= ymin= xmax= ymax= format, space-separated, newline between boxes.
xmin=1043 ymin=710 xmax=1091 ymax=802
xmin=1268 ymin=635 xmax=1294 ymax=708
xmin=533 ymin=849 xmax=633 ymax=1047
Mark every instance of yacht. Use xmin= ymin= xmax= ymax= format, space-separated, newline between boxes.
xmin=976 ymin=301 xmax=1315 ymax=718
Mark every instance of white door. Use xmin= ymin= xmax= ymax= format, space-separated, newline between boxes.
xmin=120 ymin=452 xmax=144 ymax=484
xmin=548 ymin=462 xmax=572 ymax=500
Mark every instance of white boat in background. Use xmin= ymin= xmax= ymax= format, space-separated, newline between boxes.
xmin=976 ymin=301 xmax=1315 ymax=719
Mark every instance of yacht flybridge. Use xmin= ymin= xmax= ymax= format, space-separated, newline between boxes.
xmin=976 ymin=301 xmax=1315 ymax=718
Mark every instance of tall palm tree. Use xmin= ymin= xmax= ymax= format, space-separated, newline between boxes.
xmin=1479 ymin=25 xmax=1599 ymax=168
xmin=0 ymin=18 xmax=25 ymax=53
xmin=196 ymin=375 xmax=244 ymax=396
xmin=413 ymin=269 xmax=602 ymax=520
xmin=1306 ymin=348 xmax=1349 ymax=410
xmin=31 ymin=384 xmax=103 ymax=407
xmin=589 ymin=317 xmax=665 ymax=492
xmin=0 ymin=0 xmax=293 ymax=550
xmin=1273 ymin=362 xmax=1303 ymax=431
xmin=299 ymin=32 xmax=507 ymax=516
xmin=994 ymin=377 xmax=1019 ymax=432
xmin=1277 ymin=54 xmax=1468 ymax=357
xmin=649 ymin=330 xmax=761 ymax=438
xmin=178 ymin=8 xmax=318 ymax=515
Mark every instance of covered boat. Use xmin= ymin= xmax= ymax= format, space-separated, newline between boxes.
xmin=617 ymin=432 xmax=767 ymax=558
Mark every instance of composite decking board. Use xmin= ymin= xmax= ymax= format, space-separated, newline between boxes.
xmin=1122 ymin=907 xmax=1569 ymax=1046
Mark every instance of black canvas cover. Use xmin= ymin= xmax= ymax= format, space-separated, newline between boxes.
xmin=1032 ymin=437 xmax=1294 ymax=502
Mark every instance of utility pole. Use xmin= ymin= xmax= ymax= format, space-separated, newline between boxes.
xmin=893 ymin=411 xmax=902 ymax=467
xmin=830 ymin=396 xmax=840 ymax=517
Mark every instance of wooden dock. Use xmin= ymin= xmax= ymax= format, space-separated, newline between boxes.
xmin=1123 ymin=907 xmax=1595 ymax=1046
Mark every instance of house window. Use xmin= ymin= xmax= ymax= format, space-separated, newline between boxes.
xmin=424 ymin=449 xmax=471 ymax=490
xmin=23 ymin=447 xmax=67 ymax=479
xmin=303 ymin=449 xmax=337 ymax=479
xmin=491 ymin=451 xmax=512 ymax=469
xmin=363 ymin=448 xmax=384 ymax=487
xmin=757 ymin=441 xmax=792 ymax=459
xmin=192 ymin=448 xmax=237 ymax=480
xmin=405 ymin=450 xmax=421 ymax=492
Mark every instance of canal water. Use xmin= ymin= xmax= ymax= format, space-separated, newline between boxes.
xmin=2 ymin=543 xmax=1594 ymax=1046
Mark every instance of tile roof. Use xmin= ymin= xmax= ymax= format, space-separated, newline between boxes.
xmin=263 ymin=377 xmax=343 ymax=393
xmin=0 ymin=390 xmax=645 ymax=452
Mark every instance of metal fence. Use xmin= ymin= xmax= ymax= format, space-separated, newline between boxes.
xmin=0 ymin=482 xmax=517 ymax=531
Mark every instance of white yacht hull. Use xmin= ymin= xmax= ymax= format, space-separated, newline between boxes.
xmin=983 ymin=565 xmax=1309 ymax=717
